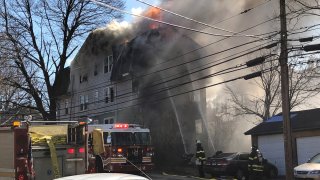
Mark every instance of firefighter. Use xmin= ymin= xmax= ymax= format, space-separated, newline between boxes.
xmin=195 ymin=140 xmax=206 ymax=178
xmin=248 ymin=145 xmax=264 ymax=180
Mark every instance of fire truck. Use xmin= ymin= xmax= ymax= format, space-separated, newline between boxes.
xmin=87 ymin=124 xmax=154 ymax=174
xmin=0 ymin=120 xmax=88 ymax=180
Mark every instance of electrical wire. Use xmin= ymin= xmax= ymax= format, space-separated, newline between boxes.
xmin=51 ymin=50 xmax=319 ymax=114
xmin=6 ymin=56 xmax=319 ymax=121
xmin=135 ymin=0 xmax=269 ymax=39
xmin=89 ymin=0 xmax=266 ymax=39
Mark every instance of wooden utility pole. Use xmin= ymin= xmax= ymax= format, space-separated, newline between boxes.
xmin=279 ymin=0 xmax=293 ymax=179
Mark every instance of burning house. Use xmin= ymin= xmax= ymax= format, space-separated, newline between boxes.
xmin=57 ymin=8 xmax=213 ymax=165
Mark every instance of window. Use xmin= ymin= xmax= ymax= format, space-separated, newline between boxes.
xmin=104 ymin=55 xmax=113 ymax=73
xmin=239 ymin=153 xmax=249 ymax=160
xmin=94 ymin=64 xmax=98 ymax=76
xmin=105 ymin=87 xmax=115 ymax=103
xmin=80 ymin=74 xmax=88 ymax=83
xmin=110 ymin=87 xmax=114 ymax=102
xmin=111 ymin=132 xmax=151 ymax=146
xmin=65 ymin=100 xmax=69 ymax=115
xmin=94 ymin=90 xmax=99 ymax=103
xmin=104 ymin=117 xmax=114 ymax=124
xmin=0 ymin=95 xmax=3 ymax=110
xmin=80 ymin=95 xmax=89 ymax=111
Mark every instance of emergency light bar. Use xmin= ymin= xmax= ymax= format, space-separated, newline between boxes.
xmin=114 ymin=124 xmax=129 ymax=128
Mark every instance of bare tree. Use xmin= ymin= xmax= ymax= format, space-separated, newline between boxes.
xmin=227 ymin=52 xmax=320 ymax=123
xmin=0 ymin=0 xmax=124 ymax=120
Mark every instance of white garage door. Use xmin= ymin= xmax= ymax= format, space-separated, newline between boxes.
xmin=297 ymin=136 xmax=320 ymax=165
xmin=258 ymin=134 xmax=285 ymax=175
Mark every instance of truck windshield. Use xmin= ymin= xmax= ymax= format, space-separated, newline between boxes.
xmin=111 ymin=132 xmax=151 ymax=146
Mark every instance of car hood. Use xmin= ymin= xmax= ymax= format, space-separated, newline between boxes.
xmin=295 ymin=163 xmax=320 ymax=171
xmin=54 ymin=173 xmax=148 ymax=180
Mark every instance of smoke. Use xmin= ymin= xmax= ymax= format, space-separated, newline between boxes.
xmin=72 ymin=0 xmax=317 ymax=166
xmin=113 ymin=0 xmax=281 ymax=161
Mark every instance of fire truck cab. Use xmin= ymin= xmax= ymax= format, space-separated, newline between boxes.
xmin=0 ymin=121 xmax=88 ymax=180
xmin=87 ymin=124 xmax=154 ymax=174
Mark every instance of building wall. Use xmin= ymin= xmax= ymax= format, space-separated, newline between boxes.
xmin=57 ymin=34 xmax=136 ymax=123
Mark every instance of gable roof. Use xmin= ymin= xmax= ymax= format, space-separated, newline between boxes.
xmin=244 ymin=108 xmax=320 ymax=135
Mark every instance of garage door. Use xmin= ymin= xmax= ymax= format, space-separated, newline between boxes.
xmin=258 ymin=134 xmax=285 ymax=175
xmin=297 ymin=136 xmax=320 ymax=165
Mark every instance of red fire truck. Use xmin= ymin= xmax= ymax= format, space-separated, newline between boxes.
xmin=0 ymin=121 xmax=88 ymax=180
xmin=87 ymin=124 xmax=154 ymax=174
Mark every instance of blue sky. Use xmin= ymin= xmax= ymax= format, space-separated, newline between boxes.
xmin=124 ymin=0 xmax=159 ymax=22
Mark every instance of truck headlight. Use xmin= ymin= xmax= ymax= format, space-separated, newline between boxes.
xmin=310 ymin=170 xmax=320 ymax=174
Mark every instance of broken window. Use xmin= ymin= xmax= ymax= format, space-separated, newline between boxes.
xmin=80 ymin=74 xmax=88 ymax=83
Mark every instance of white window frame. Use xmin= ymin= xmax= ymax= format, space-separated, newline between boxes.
xmin=104 ymin=86 xmax=115 ymax=103
xmin=94 ymin=90 xmax=99 ymax=103
xmin=65 ymin=99 xmax=69 ymax=115
xmin=80 ymin=95 xmax=84 ymax=111
xmin=104 ymin=55 xmax=113 ymax=73
xmin=80 ymin=95 xmax=89 ymax=111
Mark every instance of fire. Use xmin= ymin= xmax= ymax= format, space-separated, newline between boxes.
xmin=144 ymin=7 xmax=162 ymax=29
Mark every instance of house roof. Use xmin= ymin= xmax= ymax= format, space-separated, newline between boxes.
xmin=244 ymin=108 xmax=320 ymax=135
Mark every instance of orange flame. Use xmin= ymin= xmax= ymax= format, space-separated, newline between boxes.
xmin=144 ymin=7 xmax=162 ymax=29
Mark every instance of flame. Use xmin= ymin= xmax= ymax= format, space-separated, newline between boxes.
xmin=144 ymin=7 xmax=162 ymax=29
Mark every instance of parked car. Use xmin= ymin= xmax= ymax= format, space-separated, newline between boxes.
xmin=294 ymin=153 xmax=320 ymax=179
xmin=54 ymin=173 xmax=148 ymax=180
xmin=203 ymin=152 xmax=278 ymax=180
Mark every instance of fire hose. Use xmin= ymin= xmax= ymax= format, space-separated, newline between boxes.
xmin=29 ymin=131 xmax=65 ymax=179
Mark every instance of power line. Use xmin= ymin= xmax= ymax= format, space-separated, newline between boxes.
xmin=48 ymin=31 xmax=278 ymax=99
xmin=53 ymin=50 xmax=317 ymax=113
xmin=135 ymin=0 xmax=267 ymax=39
xmin=7 ymin=57 xmax=319 ymax=122
xmin=53 ymin=62 xmax=287 ymax=121
xmin=184 ymin=0 xmax=275 ymax=36
xmin=115 ymin=41 xmax=277 ymax=100
xmin=89 ymin=0 xmax=266 ymax=39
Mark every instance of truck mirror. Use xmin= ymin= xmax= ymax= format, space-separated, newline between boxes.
xmin=107 ymin=135 xmax=111 ymax=144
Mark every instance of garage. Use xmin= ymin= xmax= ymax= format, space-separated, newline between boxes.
xmin=297 ymin=136 xmax=320 ymax=164
xmin=258 ymin=134 xmax=285 ymax=175
xmin=245 ymin=108 xmax=320 ymax=176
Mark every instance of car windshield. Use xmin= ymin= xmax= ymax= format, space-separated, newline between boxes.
xmin=309 ymin=154 xmax=320 ymax=163
xmin=111 ymin=132 xmax=151 ymax=146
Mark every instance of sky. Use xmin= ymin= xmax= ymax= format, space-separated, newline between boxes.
xmin=66 ymin=0 xmax=159 ymax=66
xmin=124 ymin=0 xmax=159 ymax=22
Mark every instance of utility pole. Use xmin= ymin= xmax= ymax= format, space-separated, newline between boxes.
xmin=279 ymin=0 xmax=293 ymax=179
